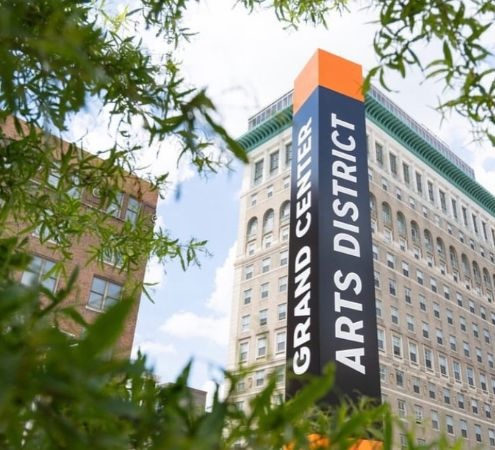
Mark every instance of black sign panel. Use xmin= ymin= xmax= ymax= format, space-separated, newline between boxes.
xmin=286 ymin=85 xmax=381 ymax=406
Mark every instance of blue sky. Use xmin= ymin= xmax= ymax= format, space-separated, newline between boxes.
xmin=66 ymin=0 xmax=495 ymax=395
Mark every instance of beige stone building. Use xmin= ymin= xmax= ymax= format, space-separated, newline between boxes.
xmin=228 ymin=88 xmax=495 ymax=448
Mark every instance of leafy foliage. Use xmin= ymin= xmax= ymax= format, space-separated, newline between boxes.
xmin=366 ymin=0 xmax=495 ymax=143
xmin=0 ymin=0 xmax=486 ymax=448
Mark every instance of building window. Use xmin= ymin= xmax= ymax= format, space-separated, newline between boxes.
xmin=430 ymin=277 xmax=437 ymax=292
xmin=415 ymin=172 xmax=423 ymax=194
xmin=375 ymin=142 xmax=384 ymax=166
xmin=388 ymin=278 xmax=397 ymax=296
xmin=374 ymin=271 xmax=380 ymax=288
xmin=263 ymin=233 xmax=273 ymax=250
xmin=262 ymin=210 xmax=274 ymax=234
xmin=475 ymin=424 xmax=482 ymax=443
xmin=451 ymin=198 xmax=458 ymax=220
xmin=428 ymin=382 xmax=436 ymax=399
xmin=395 ymin=369 xmax=404 ymax=387
xmin=431 ymin=410 xmax=439 ymax=430
xmin=87 ymin=277 xmax=122 ymax=312
xmin=489 ymin=429 xmax=495 ymax=446
xmin=424 ymin=348 xmax=433 ymax=370
xmin=275 ymin=331 xmax=286 ymax=354
xmin=376 ymin=299 xmax=382 ymax=317
xmin=243 ymin=288 xmax=252 ymax=305
xmin=422 ymin=322 xmax=429 ymax=339
xmin=253 ymin=160 xmax=264 ymax=185
xmin=443 ymin=387 xmax=451 ymax=404
xmin=412 ymin=376 xmax=420 ymax=394
xmin=406 ymin=314 xmax=414 ymax=332
xmin=389 ymin=152 xmax=397 ymax=175
xmin=277 ymin=303 xmax=287 ymax=321
xmin=427 ymin=180 xmax=435 ymax=203
xmin=278 ymin=276 xmax=288 ymax=292
xmin=259 ymin=309 xmax=268 ymax=326
xmin=285 ymin=142 xmax=292 ymax=167
xmin=256 ymin=336 xmax=267 ymax=358
xmin=269 ymin=151 xmax=279 ymax=175
xmin=21 ymin=255 xmax=58 ymax=292
xmin=409 ymin=341 xmax=418 ymax=363
xmin=391 ymin=307 xmax=399 ymax=325
xmin=241 ymin=315 xmax=250 ymax=332
xmin=250 ymin=193 xmax=257 ymax=206
xmin=392 ymin=335 xmax=402 ymax=357
xmin=404 ymin=287 xmax=411 ymax=304
xmin=419 ymin=294 xmax=426 ymax=312
xmin=255 ymin=369 xmax=265 ymax=387
xmin=480 ymin=373 xmax=487 ymax=391
xmin=402 ymin=163 xmax=410 ymax=184
xmin=416 ymin=269 xmax=423 ymax=285
xmin=387 ymin=252 xmax=395 ymax=268
xmin=458 ymin=392 xmax=465 ymax=409
xmin=397 ymin=399 xmax=406 ymax=418
xmin=261 ymin=257 xmax=271 ymax=273
xmin=239 ymin=341 xmax=249 ymax=363
xmin=466 ymin=366 xmax=475 ymax=386
xmin=439 ymin=354 xmax=448 ymax=376
xmin=260 ymin=282 xmax=269 ymax=299
xmin=401 ymin=261 xmax=409 ymax=277
xmin=377 ymin=328 xmax=385 ymax=351
xmin=280 ymin=201 xmax=290 ymax=223
xmin=436 ymin=329 xmax=444 ymax=345
xmin=244 ymin=265 xmax=253 ymax=280
xmin=125 ymin=196 xmax=140 ymax=224
xmin=106 ymin=191 xmax=124 ymax=217
xmin=446 ymin=415 xmax=454 ymax=435
xmin=453 ymin=360 xmax=461 ymax=382
xmin=449 ymin=335 xmax=457 ymax=351
xmin=447 ymin=309 xmax=453 ymax=325
xmin=460 ymin=419 xmax=468 ymax=438
xmin=433 ymin=302 xmax=440 ymax=318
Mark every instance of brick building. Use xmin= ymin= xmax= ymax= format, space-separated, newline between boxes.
xmin=1 ymin=117 xmax=158 ymax=357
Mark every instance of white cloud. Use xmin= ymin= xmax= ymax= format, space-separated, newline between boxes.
xmin=160 ymin=242 xmax=237 ymax=346
xmin=144 ymin=255 xmax=167 ymax=287
xmin=132 ymin=339 xmax=176 ymax=360
xmin=160 ymin=311 xmax=229 ymax=346
xmin=206 ymin=242 xmax=237 ymax=314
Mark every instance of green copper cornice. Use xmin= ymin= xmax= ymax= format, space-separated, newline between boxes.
xmin=238 ymin=95 xmax=495 ymax=218
xmin=365 ymin=96 xmax=495 ymax=217
xmin=238 ymin=108 xmax=292 ymax=151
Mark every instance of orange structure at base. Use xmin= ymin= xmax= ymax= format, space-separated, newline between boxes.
xmin=285 ymin=434 xmax=383 ymax=450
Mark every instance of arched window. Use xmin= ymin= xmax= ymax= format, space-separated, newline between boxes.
xmin=246 ymin=217 xmax=258 ymax=240
xmin=396 ymin=211 xmax=406 ymax=236
xmin=263 ymin=209 xmax=274 ymax=234
xmin=424 ymin=229 xmax=433 ymax=252
xmin=449 ymin=246 xmax=459 ymax=270
xmin=436 ymin=237 xmax=445 ymax=259
xmin=280 ymin=201 xmax=290 ymax=223
xmin=382 ymin=202 xmax=392 ymax=227
xmin=411 ymin=221 xmax=420 ymax=245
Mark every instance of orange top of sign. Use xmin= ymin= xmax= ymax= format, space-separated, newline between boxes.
xmin=293 ymin=49 xmax=364 ymax=113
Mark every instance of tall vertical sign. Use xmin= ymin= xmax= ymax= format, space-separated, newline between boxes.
xmin=286 ymin=49 xmax=381 ymax=405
